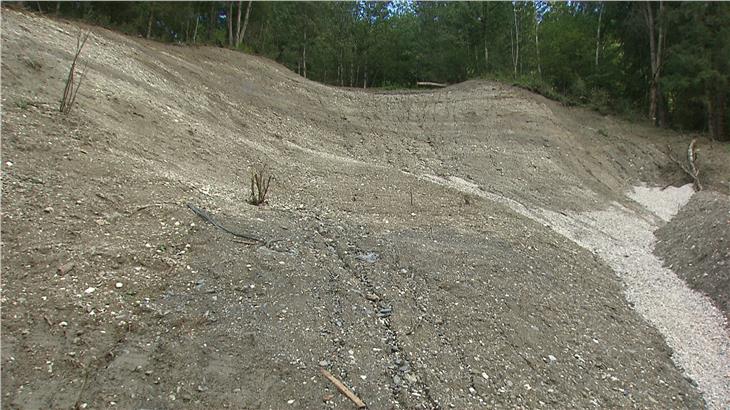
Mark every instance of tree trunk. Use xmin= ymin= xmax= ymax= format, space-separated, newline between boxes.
xmin=227 ymin=2 xmax=233 ymax=47
xmin=512 ymin=4 xmax=520 ymax=79
xmin=55 ymin=1 xmax=60 ymax=16
xmin=534 ymin=9 xmax=541 ymax=78
xmin=482 ymin=3 xmax=489 ymax=72
xmin=146 ymin=4 xmax=154 ymax=39
xmin=644 ymin=1 xmax=665 ymax=126
xmin=710 ymin=91 xmax=727 ymax=141
xmin=339 ymin=48 xmax=344 ymax=86
xmin=193 ymin=15 xmax=199 ymax=44
xmin=236 ymin=0 xmax=253 ymax=47
xmin=303 ymin=29 xmax=307 ymax=79
xmin=484 ymin=38 xmax=489 ymax=72
xmin=207 ymin=2 xmax=214 ymax=42
xmin=234 ymin=1 xmax=242 ymax=47
xmin=595 ymin=3 xmax=603 ymax=67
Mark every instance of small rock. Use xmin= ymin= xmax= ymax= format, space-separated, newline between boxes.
xmin=58 ymin=262 xmax=75 ymax=275
xmin=197 ymin=385 xmax=207 ymax=392
xmin=115 ymin=282 xmax=123 ymax=289
xmin=319 ymin=360 xmax=330 ymax=367
xmin=43 ymin=207 xmax=53 ymax=213
xmin=404 ymin=373 xmax=417 ymax=384
xmin=393 ymin=375 xmax=402 ymax=385
xmin=84 ymin=287 xmax=96 ymax=294
xmin=59 ymin=321 xmax=68 ymax=327
xmin=469 ymin=387 xmax=477 ymax=395
xmin=355 ymin=252 xmax=379 ymax=263
xmin=323 ymin=393 xmax=334 ymax=402
xmin=287 ymin=399 xmax=295 ymax=405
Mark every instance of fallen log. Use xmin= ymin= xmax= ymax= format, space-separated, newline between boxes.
xmin=666 ymin=138 xmax=702 ymax=191
xmin=416 ymin=81 xmax=447 ymax=88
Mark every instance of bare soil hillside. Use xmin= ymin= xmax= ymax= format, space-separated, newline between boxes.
xmin=655 ymin=191 xmax=730 ymax=322
xmin=2 ymin=10 xmax=728 ymax=409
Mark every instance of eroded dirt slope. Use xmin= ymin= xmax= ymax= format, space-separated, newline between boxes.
xmin=655 ymin=191 xmax=730 ymax=322
xmin=1 ymin=10 xmax=726 ymax=409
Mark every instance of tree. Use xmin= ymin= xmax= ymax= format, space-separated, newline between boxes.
xmin=643 ymin=1 xmax=667 ymax=126
xmin=236 ymin=0 xmax=253 ymax=47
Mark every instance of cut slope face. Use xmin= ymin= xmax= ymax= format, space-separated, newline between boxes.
xmin=1 ymin=10 xmax=725 ymax=409
xmin=655 ymin=191 xmax=730 ymax=321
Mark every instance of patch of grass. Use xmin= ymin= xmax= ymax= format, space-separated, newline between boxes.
xmin=23 ymin=58 xmax=42 ymax=71
xmin=15 ymin=100 xmax=30 ymax=110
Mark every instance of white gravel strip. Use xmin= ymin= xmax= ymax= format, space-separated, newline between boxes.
xmin=425 ymin=175 xmax=730 ymax=409
xmin=539 ymin=185 xmax=729 ymax=410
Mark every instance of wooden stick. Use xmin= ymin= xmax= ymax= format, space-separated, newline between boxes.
xmin=319 ymin=368 xmax=367 ymax=409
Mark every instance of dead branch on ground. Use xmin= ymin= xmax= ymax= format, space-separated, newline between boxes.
xmin=666 ymin=138 xmax=702 ymax=191
xmin=319 ymin=368 xmax=367 ymax=409
xmin=416 ymin=81 xmax=447 ymax=88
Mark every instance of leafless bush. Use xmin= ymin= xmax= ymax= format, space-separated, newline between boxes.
xmin=60 ymin=30 xmax=90 ymax=114
xmin=249 ymin=166 xmax=272 ymax=205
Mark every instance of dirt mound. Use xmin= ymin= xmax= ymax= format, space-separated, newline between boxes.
xmin=655 ymin=191 xmax=730 ymax=321
xmin=3 ymin=10 xmax=728 ymax=409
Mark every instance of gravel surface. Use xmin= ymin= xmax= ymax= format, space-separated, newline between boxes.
xmin=430 ymin=176 xmax=730 ymax=409
xmin=3 ymin=10 xmax=727 ymax=409
xmin=655 ymin=191 xmax=730 ymax=322
xmin=546 ymin=185 xmax=729 ymax=410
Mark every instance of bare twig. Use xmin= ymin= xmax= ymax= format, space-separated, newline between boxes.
xmin=249 ymin=166 xmax=272 ymax=205
xmin=319 ymin=368 xmax=367 ymax=409
xmin=187 ymin=203 xmax=265 ymax=243
xmin=129 ymin=201 xmax=179 ymax=215
xmin=60 ymin=30 xmax=90 ymax=114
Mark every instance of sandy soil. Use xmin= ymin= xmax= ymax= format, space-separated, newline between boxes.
xmin=2 ymin=10 xmax=729 ymax=409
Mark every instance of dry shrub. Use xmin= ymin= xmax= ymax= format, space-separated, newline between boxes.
xmin=60 ymin=30 xmax=90 ymax=114
xmin=249 ymin=165 xmax=272 ymax=205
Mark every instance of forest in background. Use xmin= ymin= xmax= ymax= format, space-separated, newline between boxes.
xmin=22 ymin=1 xmax=730 ymax=140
